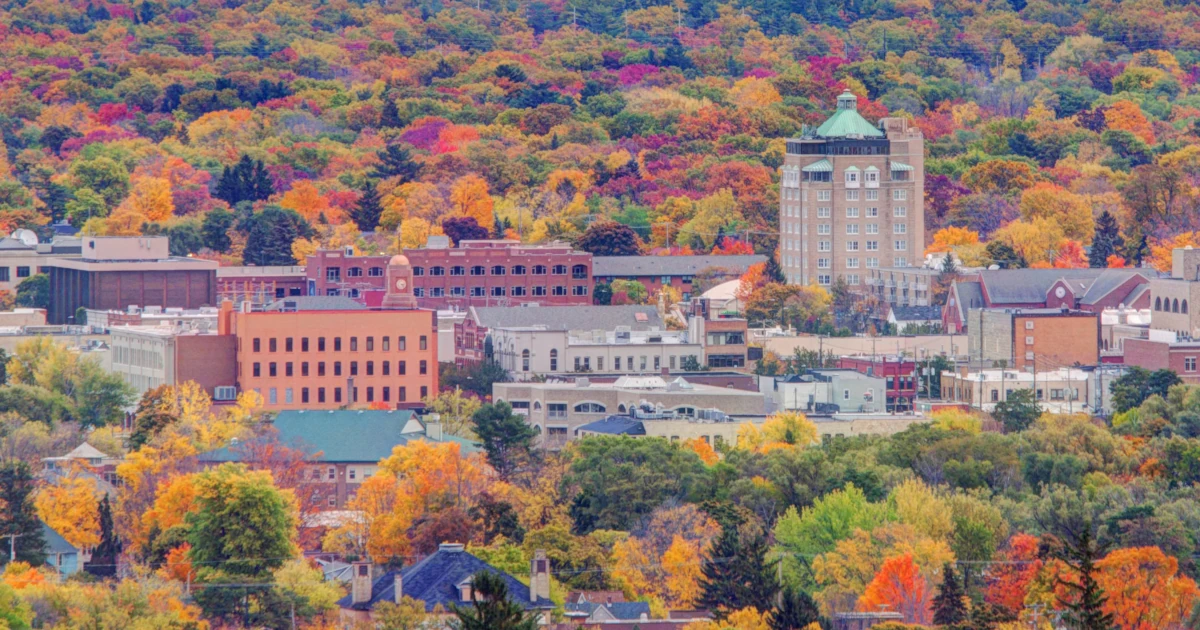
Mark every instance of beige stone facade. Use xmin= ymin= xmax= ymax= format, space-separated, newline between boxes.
xmin=779 ymin=93 xmax=924 ymax=289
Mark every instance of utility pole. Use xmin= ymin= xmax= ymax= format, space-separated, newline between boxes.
xmin=3 ymin=533 xmax=22 ymax=562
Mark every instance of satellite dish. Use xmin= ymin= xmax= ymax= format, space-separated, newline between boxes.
xmin=11 ymin=229 xmax=38 ymax=247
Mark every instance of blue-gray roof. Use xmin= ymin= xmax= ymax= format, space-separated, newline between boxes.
xmin=592 ymin=255 xmax=766 ymax=278
xmin=338 ymin=545 xmax=554 ymax=612
xmin=891 ymin=305 xmax=942 ymax=322
xmin=575 ymin=416 xmax=646 ymax=436
xmin=197 ymin=410 xmax=478 ymax=464
xmin=41 ymin=522 xmax=76 ymax=555
xmin=566 ymin=601 xmax=652 ymax=620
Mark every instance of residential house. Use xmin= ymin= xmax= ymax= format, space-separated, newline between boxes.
xmin=42 ymin=522 xmax=82 ymax=576
xmin=836 ymin=355 xmax=917 ymax=412
xmin=338 ymin=543 xmax=555 ymax=624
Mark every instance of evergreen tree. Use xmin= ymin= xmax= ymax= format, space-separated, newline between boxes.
xmin=932 ymin=563 xmax=967 ymax=626
xmin=1056 ymin=529 xmax=1113 ymax=630
xmin=372 ymin=144 xmax=421 ymax=181
xmin=764 ymin=256 xmax=785 ymax=283
xmin=450 ymin=571 xmax=539 ymax=630
xmin=87 ymin=495 xmax=121 ymax=577
xmin=216 ymin=165 xmax=239 ymax=205
xmin=201 ymin=208 xmax=235 ymax=253
xmin=770 ymin=587 xmax=823 ymax=630
xmin=1089 ymin=210 xmax=1121 ymax=268
xmin=472 ymin=402 xmax=538 ymax=481
xmin=349 ymin=180 xmax=384 ymax=232
xmin=248 ymin=33 xmax=271 ymax=59
xmin=251 ymin=159 xmax=273 ymax=200
xmin=0 ymin=462 xmax=45 ymax=566
xmin=699 ymin=524 xmax=778 ymax=618
xmin=985 ymin=240 xmax=1025 ymax=269
xmin=244 ymin=207 xmax=310 ymax=266
xmin=1120 ymin=224 xmax=1148 ymax=267
xmin=380 ymin=97 xmax=403 ymax=128
xmin=663 ymin=38 xmax=693 ymax=69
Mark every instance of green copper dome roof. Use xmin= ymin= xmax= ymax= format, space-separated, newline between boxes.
xmin=814 ymin=90 xmax=885 ymax=138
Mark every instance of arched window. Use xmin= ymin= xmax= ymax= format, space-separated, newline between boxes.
xmin=1185 ymin=300 xmax=1190 ymax=314
xmin=347 ymin=267 xmax=363 ymax=277
xmin=534 ymin=401 xmax=542 ymax=410
xmin=450 ymin=266 xmax=465 ymax=276
xmin=1174 ymin=298 xmax=1180 ymax=313
xmin=572 ymin=264 xmax=587 ymax=279
xmin=574 ymin=402 xmax=606 ymax=413
xmin=429 ymin=266 xmax=445 ymax=276
xmin=618 ymin=404 xmax=627 ymax=413
xmin=521 ymin=349 xmax=530 ymax=372
xmin=412 ymin=266 xmax=425 ymax=276
xmin=1156 ymin=297 xmax=1163 ymax=311
xmin=470 ymin=265 xmax=486 ymax=276
xmin=368 ymin=267 xmax=384 ymax=277
xmin=532 ymin=265 xmax=547 ymax=275
xmin=549 ymin=349 xmax=558 ymax=372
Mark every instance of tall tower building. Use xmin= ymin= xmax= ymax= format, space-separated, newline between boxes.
xmin=779 ymin=90 xmax=924 ymax=288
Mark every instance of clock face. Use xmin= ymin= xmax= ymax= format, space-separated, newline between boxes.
xmin=396 ymin=278 xmax=407 ymax=291
xmin=1055 ymin=287 xmax=1066 ymax=298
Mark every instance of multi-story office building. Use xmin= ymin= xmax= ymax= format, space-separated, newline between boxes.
xmin=779 ymin=90 xmax=925 ymax=288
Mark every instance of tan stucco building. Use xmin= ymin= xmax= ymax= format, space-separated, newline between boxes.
xmin=780 ymin=90 xmax=924 ymax=288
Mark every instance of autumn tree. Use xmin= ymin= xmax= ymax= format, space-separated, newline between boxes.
xmin=770 ymin=588 xmax=823 ymax=630
xmin=87 ymin=495 xmax=120 ymax=577
xmin=373 ymin=144 xmax=421 ymax=181
xmin=1035 ymin=488 xmax=1113 ymax=630
xmin=1019 ymin=183 xmax=1095 ymax=244
xmin=858 ymin=554 xmax=932 ymax=625
xmin=450 ymin=174 xmax=494 ymax=228
xmin=1094 ymin=546 xmax=1198 ymax=630
xmin=215 ymin=155 xmax=272 ymax=206
xmin=451 ymin=570 xmax=539 ymax=630
xmin=575 ymin=221 xmax=642 ymax=256
xmin=34 ymin=468 xmax=100 ymax=551
xmin=442 ymin=216 xmax=490 ymax=245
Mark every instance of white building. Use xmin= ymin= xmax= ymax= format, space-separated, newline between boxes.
xmin=941 ymin=367 xmax=1094 ymax=414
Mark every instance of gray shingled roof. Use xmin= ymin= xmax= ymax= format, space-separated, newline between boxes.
xmin=566 ymin=601 xmax=652 ymax=620
xmin=890 ymin=305 xmax=943 ymax=322
xmin=592 ymin=255 xmax=766 ymax=278
xmin=264 ymin=296 xmax=366 ymax=311
xmin=471 ymin=305 xmax=662 ymax=331
xmin=976 ymin=269 xmax=1143 ymax=304
xmin=575 ymin=416 xmax=646 ymax=435
xmin=1079 ymin=270 xmax=1149 ymax=305
xmin=953 ymin=281 xmax=984 ymax=320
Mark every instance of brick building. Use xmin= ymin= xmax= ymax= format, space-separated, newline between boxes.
xmin=592 ymin=255 xmax=764 ymax=301
xmin=46 ymin=237 xmax=218 ymax=324
xmin=944 ymin=268 xmax=1149 ymax=334
xmin=304 ymin=240 xmax=592 ymax=309
xmin=836 ymin=355 xmax=917 ymax=412
xmin=220 ymin=255 xmax=439 ymax=411
xmin=780 ymin=90 xmax=925 ymax=288
xmin=108 ymin=325 xmax=237 ymax=400
xmin=966 ymin=308 xmax=1101 ymax=372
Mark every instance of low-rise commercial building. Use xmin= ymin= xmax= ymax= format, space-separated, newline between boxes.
xmin=46 ymin=237 xmax=218 ymax=324
xmin=940 ymin=367 xmax=1094 ymax=413
xmin=966 ymin=308 xmax=1100 ymax=372
xmin=592 ymin=255 xmax=765 ymax=302
xmin=217 ymin=265 xmax=307 ymax=307
xmin=767 ymin=370 xmax=888 ymax=414
xmin=108 ymin=324 xmax=236 ymax=400
xmin=84 ymin=306 xmax=218 ymax=331
xmin=866 ymin=267 xmax=937 ymax=307
xmin=689 ymin=298 xmax=749 ymax=368
xmin=493 ymin=375 xmax=767 ymax=449
xmin=836 ymin=355 xmax=917 ymax=412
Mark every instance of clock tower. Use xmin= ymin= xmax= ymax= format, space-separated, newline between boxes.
xmin=382 ymin=254 xmax=418 ymax=309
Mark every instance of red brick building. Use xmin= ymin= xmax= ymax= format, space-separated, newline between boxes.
xmin=1123 ymin=336 xmax=1200 ymax=384
xmin=943 ymin=269 xmax=1150 ymax=334
xmin=305 ymin=241 xmax=592 ymax=309
xmin=836 ymin=355 xmax=917 ymax=412
xmin=46 ymin=237 xmax=218 ymax=324
xmin=592 ymin=255 xmax=765 ymax=302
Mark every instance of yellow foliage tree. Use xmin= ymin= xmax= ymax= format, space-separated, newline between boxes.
xmin=663 ymin=535 xmax=705 ymax=607
xmin=124 ymin=176 xmax=175 ymax=222
xmin=925 ymin=226 xmax=980 ymax=255
xmin=394 ymin=216 xmax=444 ymax=249
xmin=992 ymin=217 xmax=1066 ymax=266
xmin=730 ymin=77 xmax=783 ymax=109
xmin=736 ymin=411 xmax=818 ymax=452
xmin=889 ymin=479 xmax=954 ymax=542
xmin=35 ymin=468 xmax=102 ymax=549
xmin=450 ymin=173 xmax=494 ymax=228
xmin=1149 ymin=232 xmax=1199 ymax=273
xmin=1018 ymin=182 xmax=1095 ymax=244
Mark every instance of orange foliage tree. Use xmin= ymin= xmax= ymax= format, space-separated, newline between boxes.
xmin=1104 ymin=100 xmax=1155 ymax=144
xmin=1148 ymin=232 xmax=1199 ymax=272
xmin=1095 ymin=546 xmax=1198 ymax=630
xmin=925 ymin=226 xmax=979 ymax=255
xmin=450 ymin=174 xmax=494 ymax=228
xmin=1053 ymin=240 xmax=1089 ymax=268
xmin=683 ymin=437 xmax=719 ymax=465
xmin=858 ymin=554 xmax=932 ymax=625
xmin=985 ymin=533 xmax=1042 ymax=614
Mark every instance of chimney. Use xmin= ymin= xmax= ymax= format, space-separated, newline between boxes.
xmin=426 ymin=413 xmax=443 ymax=441
xmin=218 ymin=300 xmax=233 ymax=336
xmin=530 ymin=549 xmax=550 ymax=602
xmin=393 ymin=572 xmax=403 ymax=604
xmin=351 ymin=561 xmax=372 ymax=605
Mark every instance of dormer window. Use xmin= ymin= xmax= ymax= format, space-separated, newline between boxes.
xmin=844 ymin=167 xmax=860 ymax=188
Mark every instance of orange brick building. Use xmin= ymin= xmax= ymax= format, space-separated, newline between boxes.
xmin=968 ymin=308 xmax=1100 ymax=372
xmin=218 ymin=255 xmax=438 ymax=410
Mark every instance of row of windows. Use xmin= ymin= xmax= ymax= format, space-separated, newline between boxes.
xmin=816 ymin=240 xmax=908 ymax=252
xmin=251 ymin=335 xmax=427 ymax=353
xmin=518 ymin=349 xmax=698 ymax=373
xmin=414 ymin=285 xmax=585 ymax=298
xmin=251 ymin=360 xmax=428 ymax=377
xmin=0 ymin=266 xmax=34 ymax=282
xmin=325 ymin=267 xmax=386 ymax=281
xmin=1154 ymin=297 xmax=1189 ymax=313
xmin=260 ymin=384 xmax=429 ymax=405
xmin=413 ymin=264 xmax=587 ymax=278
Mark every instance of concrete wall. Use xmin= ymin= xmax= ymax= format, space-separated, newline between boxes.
xmin=759 ymin=334 xmax=963 ymax=360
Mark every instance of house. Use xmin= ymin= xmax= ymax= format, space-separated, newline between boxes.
xmin=887 ymin=305 xmax=943 ymax=334
xmin=42 ymin=442 xmax=120 ymax=490
xmin=338 ymin=543 xmax=555 ymax=624
xmin=42 ymin=522 xmax=81 ymax=576
xmin=198 ymin=409 xmax=478 ymax=510
xmin=943 ymin=268 xmax=1150 ymax=334
xmin=564 ymin=601 xmax=652 ymax=624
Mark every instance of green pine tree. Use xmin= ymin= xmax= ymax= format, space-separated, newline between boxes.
xmin=699 ymin=524 xmax=778 ymax=619
xmin=372 ymin=144 xmax=421 ymax=181
xmin=350 ymin=180 xmax=384 ymax=232
xmin=472 ymin=402 xmax=538 ymax=480
xmin=0 ymin=462 xmax=45 ymax=567
xmin=380 ymin=97 xmax=403 ymax=128
xmin=1088 ymin=210 xmax=1121 ymax=268
xmin=450 ymin=571 xmax=539 ymax=630
xmin=770 ymin=587 xmax=823 ymax=630
xmin=932 ymin=563 xmax=967 ymax=626
xmin=86 ymin=495 xmax=121 ymax=577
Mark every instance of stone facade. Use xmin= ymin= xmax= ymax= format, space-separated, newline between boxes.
xmin=780 ymin=91 xmax=924 ymax=289
xmin=966 ymin=308 xmax=1100 ymax=371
